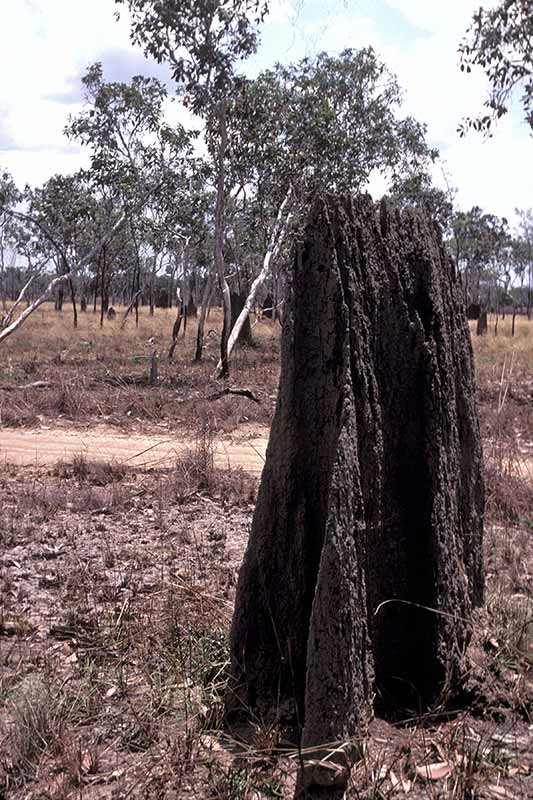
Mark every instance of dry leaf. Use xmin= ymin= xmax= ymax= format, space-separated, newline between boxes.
xmin=491 ymin=733 xmax=529 ymax=748
xmin=415 ymin=761 xmax=453 ymax=781
xmin=81 ymin=750 xmax=97 ymax=775
xmin=389 ymin=769 xmax=400 ymax=788
xmin=486 ymin=784 xmax=517 ymax=799
xmin=200 ymin=734 xmax=224 ymax=753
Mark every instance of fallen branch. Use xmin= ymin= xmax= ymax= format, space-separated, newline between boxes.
xmin=207 ymin=387 xmax=260 ymax=403
xmin=0 ymin=380 xmax=51 ymax=391
xmin=1 ymin=274 xmax=37 ymax=328
xmin=0 ymin=274 xmax=71 ymax=346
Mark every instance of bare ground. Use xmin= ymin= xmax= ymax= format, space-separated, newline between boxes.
xmin=0 ymin=457 xmax=531 ymax=799
xmin=0 ymin=424 xmax=268 ymax=473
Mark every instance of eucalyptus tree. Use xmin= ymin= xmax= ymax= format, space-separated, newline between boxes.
xmin=0 ymin=171 xmax=128 ymax=346
xmin=222 ymin=48 xmax=440 ymax=365
xmin=141 ymin=154 xmax=210 ymax=319
xmin=459 ymin=0 xmax=533 ymax=134
xmin=388 ymin=171 xmax=455 ymax=234
xmin=20 ymin=172 xmax=104 ymax=326
xmin=514 ymin=208 xmax=533 ymax=319
xmin=451 ymin=206 xmax=509 ymax=310
xmin=0 ymin=172 xmax=56 ymax=330
xmin=66 ymin=63 xmax=196 ymax=322
xmin=116 ymin=0 xmax=270 ymax=377
xmin=0 ymin=170 xmax=22 ymax=309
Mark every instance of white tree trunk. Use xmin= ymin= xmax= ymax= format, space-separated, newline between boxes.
xmin=215 ymin=99 xmax=231 ymax=379
xmin=0 ymin=274 xmax=70 ymax=345
xmin=0 ymin=210 xmax=126 ymax=348
xmin=217 ymin=189 xmax=292 ymax=373
xmin=1 ymin=274 xmax=36 ymax=328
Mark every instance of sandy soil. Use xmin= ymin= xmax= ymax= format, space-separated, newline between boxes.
xmin=0 ymin=424 xmax=269 ymax=473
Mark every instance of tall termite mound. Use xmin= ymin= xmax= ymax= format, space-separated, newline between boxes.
xmin=228 ymin=195 xmax=484 ymax=794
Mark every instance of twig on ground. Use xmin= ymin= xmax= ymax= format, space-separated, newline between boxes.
xmin=207 ymin=387 xmax=260 ymax=404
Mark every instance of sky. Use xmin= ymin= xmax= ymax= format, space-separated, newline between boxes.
xmin=0 ymin=0 xmax=531 ymax=225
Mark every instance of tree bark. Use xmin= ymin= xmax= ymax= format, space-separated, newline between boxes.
xmin=194 ymin=273 xmax=214 ymax=362
xmin=93 ymin=264 xmax=99 ymax=313
xmin=168 ymin=288 xmax=183 ymax=361
xmin=0 ymin=274 xmax=71 ymax=346
xmin=230 ymin=292 xmax=253 ymax=345
xmin=476 ymin=310 xmax=488 ymax=335
xmin=527 ymin=262 xmax=533 ymax=321
xmin=100 ymin=245 xmax=107 ymax=327
xmin=217 ymin=189 xmax=292 ymax=373
xmin=1 ymin=274 xmax=35 ymax=328
xmin=55 ymin=287 xmax=64 ymax=312
xmin=68 ymin=274 xmax=78 ymax=329
xmin=121 ymin=289 xmax=143 ymax=330
xmin=214 ymin=99 xmax=231 ymax=379
xmin=228 ymin=196 xmax=484 ymax=796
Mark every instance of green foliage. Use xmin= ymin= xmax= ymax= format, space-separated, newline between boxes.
xmin=512 ymin=208 xmax=533 ymax=287
xmin=0 ymin=169 xmax=21 ymax=210
xmin=450 ymin=205 xmax=513 ymax=306
xmin=24 ymin=173 xmax=100 ymax=269
xmin=459 ymin=0 xmax=533 ymax=134
xmin=115 ymin=0 xmax=269 ymax=112
xmin=452 ymin=206 xmax=509 ymax=269
xmin=65 ymin=63 xmax=194 ymax=201
xmin=221 ymin=47 xmax=441 ymax=286
xmin=388 ymin=172 xmax=455 ymax=232
xmin=229 ymin=48 xmax=438 ymax=203
xmin=0 ymin=169 xmax=22 ymax=271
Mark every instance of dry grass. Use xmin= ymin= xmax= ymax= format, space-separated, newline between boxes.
xmin=470 ymin=316 xmax=533 ymax=527
xmin=0 ymin=445 xmax=257 ymax=798
xmin=0 ymin=303 xmax=280 ymax=432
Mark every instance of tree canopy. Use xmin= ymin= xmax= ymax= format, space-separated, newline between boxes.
xmin=459 ymin=0 xmax=533 ymax=134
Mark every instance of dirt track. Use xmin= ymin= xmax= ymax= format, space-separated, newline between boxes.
xmin=0 ymin=425 xmax=269 ymax=474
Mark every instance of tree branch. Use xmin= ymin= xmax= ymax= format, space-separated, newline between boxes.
xmin=0 ymin=274 xmax=71 ymax=346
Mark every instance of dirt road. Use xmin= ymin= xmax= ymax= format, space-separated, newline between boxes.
xmin=0 ymin=425 xmax=269 ymax=474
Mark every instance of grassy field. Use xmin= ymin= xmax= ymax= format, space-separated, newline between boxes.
xmin=0 ymin=304 xmax=280 ymax=433
xmin=0 ymin=306 xmax=531 ymax=799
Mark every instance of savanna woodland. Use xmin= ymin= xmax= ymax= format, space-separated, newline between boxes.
xmin=0 ymin=1 xmax=532 ymax=799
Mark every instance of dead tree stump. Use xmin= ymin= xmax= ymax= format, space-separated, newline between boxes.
xmin=228 ymin=196 xmax=484 ymax=796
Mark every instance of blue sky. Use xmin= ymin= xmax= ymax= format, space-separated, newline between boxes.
xmin=0 ymin=0 xmax=531 ymax=224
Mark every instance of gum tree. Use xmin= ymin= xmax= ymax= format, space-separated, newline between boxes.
xmin=451 ymin=206 xmax=509 ymax=311
xmin=459 ymin=0 xmax=533 ymax=134
xmin=115 ymin=0 xmax=270 ymax=377
xmin=0 ymin=172 xmax=127 ymax=346
xmin=0 ymin=170 xmax=22 ymax=311
xmin=65 ymin=63 xmax=195 ymax=322
xmin=514 ymin=208 xmax=533 ymax=318
xmin=220 ymin=48 xmax=440 ymax=366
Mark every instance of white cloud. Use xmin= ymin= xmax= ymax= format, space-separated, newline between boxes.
xmin=267 ymin=1 xmax=531 ymax=223
xmin=0 ymin=0 xmax=530 ymax=224
xmin=0 ymin=0 xmax=140 ymax=185
xmin=383 ymin=0 xmax=496 ymax=35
